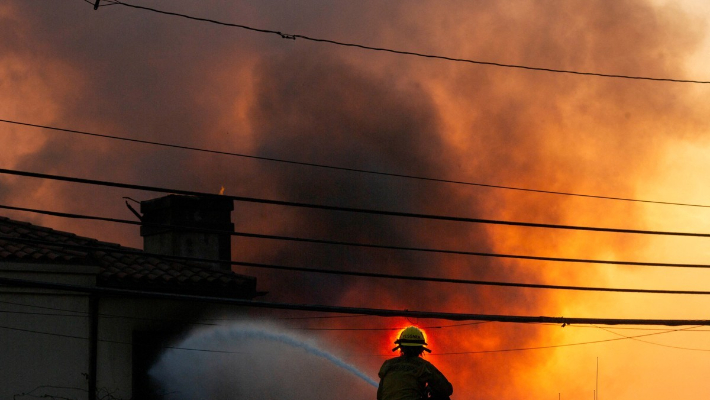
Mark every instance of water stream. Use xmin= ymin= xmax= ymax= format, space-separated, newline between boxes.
xmin=149 ymin=322 xmax=378 ymax=399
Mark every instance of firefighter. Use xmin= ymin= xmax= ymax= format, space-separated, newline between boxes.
xmin=377 ymin=326 xmax=453 ymax=400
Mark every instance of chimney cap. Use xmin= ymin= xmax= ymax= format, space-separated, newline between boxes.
xmin=139 ymin=194 xmax=234 ymax=237
xmin=140 ymin=194 xmax=234 ymax=214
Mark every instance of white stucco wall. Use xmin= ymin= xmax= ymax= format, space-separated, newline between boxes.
xmin=96 ymin=296 xmax=217 ymax=399
xmin=0 ymin=262 xmax=97 ymax=400
xmin=1 ymin=262 xmax=249 ymax=400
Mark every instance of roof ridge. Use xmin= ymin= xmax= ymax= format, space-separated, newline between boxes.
xmin=0 ymin=214 xmax=133 ymax=247
xmin=0 ymin=214 xmax=258 ymax=298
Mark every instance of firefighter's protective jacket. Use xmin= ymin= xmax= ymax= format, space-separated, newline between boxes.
xmin=377 ymin=355 xmax=453 ymax=400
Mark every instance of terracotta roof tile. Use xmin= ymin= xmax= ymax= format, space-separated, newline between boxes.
xmin=0 ymin=216 xmax=258 ymax=298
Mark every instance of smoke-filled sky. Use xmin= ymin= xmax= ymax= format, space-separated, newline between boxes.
xmin=2 ymin=0 xmax=710 ymax=399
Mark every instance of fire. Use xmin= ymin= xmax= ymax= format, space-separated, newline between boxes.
xmin=6 ymin=0 xmax=708 ymax=398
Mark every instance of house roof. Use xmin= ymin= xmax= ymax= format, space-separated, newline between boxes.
xmin=0 ymin=216 xmax=259 ymax=299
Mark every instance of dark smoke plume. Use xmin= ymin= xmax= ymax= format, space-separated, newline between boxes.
xmin=0 ymin=0 xmax=708 ymax=398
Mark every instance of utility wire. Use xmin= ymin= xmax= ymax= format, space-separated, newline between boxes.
xmin=2 ymin=276 xmax=710 ymax=326
xmin=0 ymin=299 xmax=446 ymax=329
xmin=0 ymin=324 xmax=245 ymax=354
xmin=0 ymin=299 xmax=362 ymax=324
xmin=3 ymin=203 xmax=709 ymax=269
xmin=0 ymin=310 xmax=87 ymax=318
xmin=2 ymin=118 xmax=708 ymax=209
xmin=81 ymin=0 xmax=116 ymax=7
xmin=1 ymin=322 xmax=705 ymax=356
xmin=595 ymin=326 xmax=710 ymax=352
xmin=7 ymin=299 xmax=710 ymax=334
xmin=294 ymin=322 xmax=490 ymax=331
xmin=0 ymin=299 xmax=86 ymax=315
xmin=0 ymin=308 xmax=220 ymax=326
xmin=100 ymin=0 xmax=710 ymax=84
xmin=5 ymin=300 xmax=708 ymax=353
xmin=2 ymin=168 xmax=710 ymax=238
xmin=433 ymin=325 xmax=703 ymax=355
xmin=0 ymin=306 xmax=486 ymax=331
xmin=0 ymin=288 xmax=367 ymax=322
xmin=2 ymin=300 xmax=707 ymax=352
xmin=537 ymin=322 xmax=710 ymax=332
xmin=4 ymin=234 xmax=710 ymax=296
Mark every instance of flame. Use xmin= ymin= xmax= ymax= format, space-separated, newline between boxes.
xmin=6 ymin=1 xmax=709 ymax=398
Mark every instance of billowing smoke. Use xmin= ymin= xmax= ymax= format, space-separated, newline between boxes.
xmin=1 ymin=0 xmax=709 ymax=399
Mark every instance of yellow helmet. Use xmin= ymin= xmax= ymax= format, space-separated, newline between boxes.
xmin=392 ymin=326 xmax=431 ymax=352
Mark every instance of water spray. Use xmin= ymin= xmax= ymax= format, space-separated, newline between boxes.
xmin=204 ymin=324 xmax=378 ymax=387
xmin=150 ymin=322 xmax=378 ymax=399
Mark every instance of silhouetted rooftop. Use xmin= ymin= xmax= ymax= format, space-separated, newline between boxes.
xmin=0 ymin=216 xmax=259 ymax=298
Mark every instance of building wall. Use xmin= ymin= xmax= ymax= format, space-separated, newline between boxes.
xmin=97 ymin=297 xmax=216 ymax=399
xmin=1 ymin=262 xmax=250 ymax=399
xmin=0 ymin=262 xmax=97 ymax=400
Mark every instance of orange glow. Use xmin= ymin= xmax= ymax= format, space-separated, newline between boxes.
xmin=3 ymin=1 xmax=710 ymax=399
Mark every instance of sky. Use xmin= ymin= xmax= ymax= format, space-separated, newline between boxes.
xmin=1 ymin=0 xmax=710 ymax=399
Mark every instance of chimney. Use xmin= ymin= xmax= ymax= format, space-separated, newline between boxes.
xmin=140 ymin=194 xmax=234 ymax=270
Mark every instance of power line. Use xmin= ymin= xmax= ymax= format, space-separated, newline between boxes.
xmin=2 ymin=168 xmax=710 ymax=238
xmin=0 ymin=289 xmax=369 ymax=322
xmin=99 ymin=0 xmax=710 ymax=84
xmin=1 ymin=321 xmax=704 ymax=356
xmin=159 ymin=261 xmax=710 ymax=295
xmin=433 ymin=326 xmax=703 ymax=355
xmin=0 ymin=310 xmax=87 ymax=318
xmin=2 ymin=118 xmax=708 ymax=209
xmin=4 ymin=203 xmax=709 ymax=269
xmin=0 ymin=301 xmax=488 ymax=331
xmin=0 ymin=307 xmax=487 ymax=331
xmin=4 ymin=234 xmax=710 ymax=296
xmin=595 ymin=326 xmax=710 ymax=352
xmin=6 ymin=298 xmax=710 ymax=336
xmin=0 ymin=324 xmax=245 ymax=354
xmin=0 ymin=299 xmax=365 ymax=324
xmin=3 ymin=299 xmax=707 ymax=353
xmin=272 ymin=314 xmax=369 ymax=320
xmin=539 ymin=322 xmax=710 ymax=332
xmin=81 ymin=0 xmax=116 ymax=7
xmin=295 ymin=322 xmax=489 ymax=332
xmin=2 ymin=276 xmax=710 ymax=326
xmin=235 ymin=262 xmax=710 ymax=296
xmin=0 ymin=299 xmax=87 ymax=315
xmin=0 ymin=308 xmax=220 ymax=326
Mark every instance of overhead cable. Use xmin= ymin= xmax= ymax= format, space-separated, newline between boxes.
xmin=4 ymin=323 xmax=704 ymax=355
xmin=4 ymin=234 xmax=710 ymax=295
xmin=537 ymin=322 xmax=710 ymax=332
xmin=594 ymin=326 xmax=710 ymax=352
xmin=3 ymin=203 xmax=708 ymax=269
xmin=81 ymin=0 xmax=116 ymax=7
xmin=3 ymin=299 xmax=708 ymax=352
xmin=3 ymin=276 xmax=710 ymax=326
xmin=2 ymin=118 xmax=708 ymax=209
xmin=433 ymin=326 xmax=704 ymax=355
xmin=0 ymin=324 xmax=245 ymax=354
xmin=2 ymin=168 xmax=709 ymax=238
xmin=100 ymin=0 xmax=710 ymax=84
xmin=0 ymin=304 xmax=486 ymax=331
xmin=6 ymin=298 xmax=710 ymax=334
